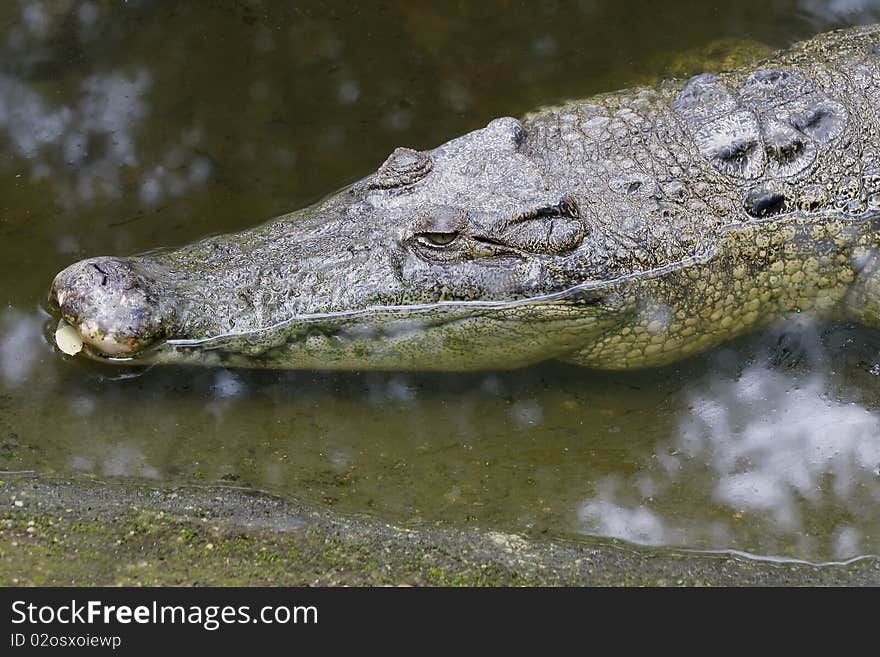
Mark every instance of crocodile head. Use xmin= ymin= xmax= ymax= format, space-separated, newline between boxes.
xmin=50 ymin=117 xmax=620 ymax=370
xmin=48 ymin=26 xmax=880 ymax=371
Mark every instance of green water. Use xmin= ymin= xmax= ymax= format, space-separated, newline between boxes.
xmin=3 ymin=0 xmax=880 ymax=563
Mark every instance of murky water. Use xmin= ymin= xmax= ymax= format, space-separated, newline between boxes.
xmin=3 ymin=0 xmax=880 ymax=563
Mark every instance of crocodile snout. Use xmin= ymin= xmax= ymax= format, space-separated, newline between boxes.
xmin=51 ymin=257 xmax=172 ymax=357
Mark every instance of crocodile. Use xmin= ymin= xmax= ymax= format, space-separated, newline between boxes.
xmin=48 ymin=24 xmax=880 ymax=371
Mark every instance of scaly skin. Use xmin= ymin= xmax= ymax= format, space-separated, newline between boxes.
xmin=49 ymin=25 xmax=880 ymax=370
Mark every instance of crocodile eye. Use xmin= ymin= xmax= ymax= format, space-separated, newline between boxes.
xmin=416 ymin=231 xmax=459 ymax=247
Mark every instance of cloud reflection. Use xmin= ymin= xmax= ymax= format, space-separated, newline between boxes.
xmin=0 ymin=308 xmax=45 ymax=386
xmin=0 ymin=1 xmax=213 ymax=209
xmin=69 ymin=446 xmax=159 ymax=480
xmin=0 ymin=66 xmax=152 ymax=204
xmin=799 ymin=0 xmax=880 ymax=23
xmin=579 ymin=361 xmax=880 ymax=561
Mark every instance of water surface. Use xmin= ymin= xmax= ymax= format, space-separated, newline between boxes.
xmin=3 ymin=0 xmax=880 ymax=563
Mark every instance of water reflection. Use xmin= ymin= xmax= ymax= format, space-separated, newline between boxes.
xmin=2 ymin=2 xmax=143 ymax=203
xmin=579 ymin=346 xmax=880 ymax=561
xmin=0 ymin=65 xmax=217 ymax=208
xmin=70 ymin=445 xmax=159 ymax=479
xmin=0 ymin=308 xmax=46 ymax=386
xmin=799 ymin=0 xmax=880 ymax=24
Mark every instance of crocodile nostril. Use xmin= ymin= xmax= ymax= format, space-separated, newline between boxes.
xmin=91 ymin=263 xmax=109 ymax=286
xmin=745 ymin=189 xmax=788 ymax=218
